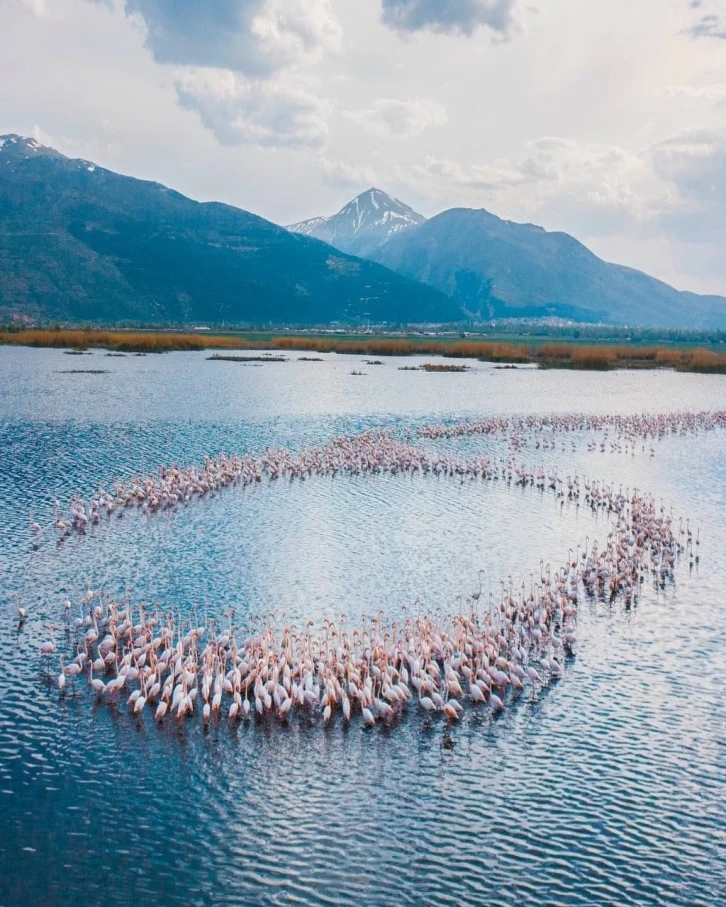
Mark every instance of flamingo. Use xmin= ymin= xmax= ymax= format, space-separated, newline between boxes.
xmin=40 ymin=625 xmax=56 ymax=657
xmin=11 ymin=593 xmax=26 ymax=621
xmin=89 ymin=663 xmax=106 ymax=694
xmin=361 ymin=706 xmax=375 ymax=727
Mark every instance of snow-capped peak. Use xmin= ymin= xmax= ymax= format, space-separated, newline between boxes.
xmin=286 ymin=188 xmax=425 ymax=257
xmin=0 ymin=134 xmax=64 ymax=162
xmin=0 ymin=135 xmax=107 ymax=179
xmin=337 ymin=188 xmax=425 ymax=234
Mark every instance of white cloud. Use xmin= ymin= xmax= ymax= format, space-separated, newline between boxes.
xmin=19 ymin=0 xmax=49 ymax=16
xmin=522 ymin=137 xmax=662 ymax=215
xmin=666 ymin=83 xmax=726 ymax=103
xmin=345 ymin=97 xmax=447 ymax=138
xmin=652 ymin=129 xmax=726 ymax=196
xmin=175 ymin=68 xmax=329 ymax=149
xmin=117 ymin=1 xmax=342 ymax=154
xmin=408 ymin=154 xmax=527 ymax=191
xmin=410 ymin=138 xmax=658 ymax=206
xmin=651 ymin=129 xmax=726 ymax=243
xmin=404 ymin=136 xmax=673 ymax=238
xmin=316 ymin=157 xmax=377 ymax=188
xmin=689 ymin=0 xmax=726 ymax=40
xmin=123 ymin=0 xmax=342 ymax=75
xmin=380 ymin=0 xmax=523 ymax=37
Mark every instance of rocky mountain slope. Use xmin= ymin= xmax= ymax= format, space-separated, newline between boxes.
xmin=0 ymin=137 xmax=456 ymax=325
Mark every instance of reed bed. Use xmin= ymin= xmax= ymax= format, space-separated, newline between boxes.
xmin=685 ymin=348 xmax=726 ymax=372
xmin=536 ymin=343 xmax=726 ymax=372
xmin=271 ymin=337 xmax=417 ymax=355
xmin=0 ymin=329 xmax=253 ymax=353
xmin=270 ymin=336 xmax=532 ymax=362
xmin=1 ymin=329 xmax=725 ymax=372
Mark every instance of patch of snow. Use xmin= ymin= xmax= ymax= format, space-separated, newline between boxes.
xmin=287 ymin=215 xmax=330 ymax=235
xmin=0 ymin=139 xmax=5 ymax=152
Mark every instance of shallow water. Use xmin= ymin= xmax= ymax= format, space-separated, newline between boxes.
xmin=0 ymin=347 xmax=725 ymax=907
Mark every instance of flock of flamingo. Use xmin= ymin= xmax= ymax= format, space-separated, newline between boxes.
xmin=38 ymin=408 xmax=725 ymax=543
xmin=416 ymin=408 xmax=726 ymax=440
xmin=19 ymin=408 xmax=716 ymax=731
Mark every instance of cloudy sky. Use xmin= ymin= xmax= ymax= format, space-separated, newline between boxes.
xmin=2 ymin=0 xmax=726 ymax=294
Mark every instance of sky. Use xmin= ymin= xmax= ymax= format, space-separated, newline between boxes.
xmin=1 ymin=0 xmax=726 ymax=295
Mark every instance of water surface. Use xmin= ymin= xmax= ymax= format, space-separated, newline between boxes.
xmin=0 ymin=348 xmax=724 ymax=906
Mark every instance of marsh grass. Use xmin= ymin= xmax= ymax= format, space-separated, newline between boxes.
xmin=207 ymin=354 xmax=287 ymax=363
xmin=0 ymin=329 xmax=253 ymax=353
xmin=421 ymin=363 xmax=469 ymax=372
xmin=685 ymin=348 xmax=726 ymax=372
xmin=536 ymin=343 xmax=726 ymax=372
xmin=1 ymin=329 xmax=725 ymax=372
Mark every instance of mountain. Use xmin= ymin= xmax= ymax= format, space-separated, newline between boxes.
xmin=370 ymin=207 xmax=726 ymax=328
xmin=0 ymin=136 xmax=457 ymax=325
xmin=287 ymin=188 xmax=426 ymax=259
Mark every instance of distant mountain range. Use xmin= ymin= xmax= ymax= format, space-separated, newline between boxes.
xmin=288 ymin=188 xmax=425 ymax=258
xmin=373 ymin=208 xmax=726 ymax=326
xmin=0 ymin=136 xmax=455 ymax=325
xmin=1 ymin=134 xmax=725 ymax=328
xmin=292 ymin=192 xmax=726 ymax=328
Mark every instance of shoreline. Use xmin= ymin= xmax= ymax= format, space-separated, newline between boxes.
xmin=1 ymin=328 xmax=725 ymax=373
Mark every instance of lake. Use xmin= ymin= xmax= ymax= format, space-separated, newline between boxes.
xmin=0 ymin=346 xmax=725 ymax=906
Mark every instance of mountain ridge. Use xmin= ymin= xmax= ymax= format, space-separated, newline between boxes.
xmin=288 ymin=188 xmax=726 ymax=327
xmin=0 ymin=136 xmax=458 ymax=326
xmin=4 ymin=136 xmax=725 ymax=329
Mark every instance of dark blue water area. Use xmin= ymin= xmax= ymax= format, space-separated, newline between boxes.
xmin=0 ymin=347 xmax=725 ymax=906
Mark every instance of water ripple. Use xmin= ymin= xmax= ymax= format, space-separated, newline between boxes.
xmin=0 ymin=348 xmax=725 ymax=907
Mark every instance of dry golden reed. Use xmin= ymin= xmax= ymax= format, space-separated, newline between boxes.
xmin=1 ymin=329 xmax=725 ymax=372
xmin=0 ymin=329 xmax=253 ymax=353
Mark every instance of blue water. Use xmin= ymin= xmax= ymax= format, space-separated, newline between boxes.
xmin=1 ymin=347 xmax=725 ymax=906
